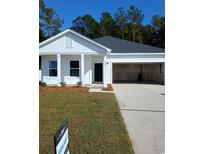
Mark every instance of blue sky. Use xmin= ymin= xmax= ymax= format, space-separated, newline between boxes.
xmin=44 ymin=0 xmax=165 ymax=31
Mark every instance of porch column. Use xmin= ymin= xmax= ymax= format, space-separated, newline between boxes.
xmin=110 ymin=62 xmax=113 ymax=84
xmin=103 ymin=56 xmax=107 ymax=87
xmin=80 ymin=54 xmax=85 ymax=86
xmin=57 ymin=54 xmax=61 ymax=86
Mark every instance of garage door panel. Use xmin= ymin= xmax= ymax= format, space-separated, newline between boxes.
xmin=113 ymin=63 xmax=164 ymax=83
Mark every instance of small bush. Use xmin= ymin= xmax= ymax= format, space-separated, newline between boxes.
xmin=77 ymin=81 xmax=82 ymax=87
xmin=39 ymin=81 xmax=46 ymax=87
xmin=103 ymin=84 xmax=113 ymax=91
xmin=60 ymin=82 xmax=66 ymax=87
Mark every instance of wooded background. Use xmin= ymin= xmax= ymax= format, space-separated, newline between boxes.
xmin=39 ymin=0 xmax=165 ymax=48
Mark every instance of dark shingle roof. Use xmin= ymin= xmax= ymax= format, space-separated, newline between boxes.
xmin=94 ymin=36 xmax=165 ymax=53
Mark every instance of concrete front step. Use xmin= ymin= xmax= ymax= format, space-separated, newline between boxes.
xmin=89 ymin=88 xmax=103 ymax=92
xmin=88 ymin=88 xmax=114 ymax=93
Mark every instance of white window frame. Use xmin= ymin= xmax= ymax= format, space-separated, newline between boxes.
xmin=70 ymin=60 xmax=79 ymax=77
xmin=49 ymin=61 xmax=57 ymax=77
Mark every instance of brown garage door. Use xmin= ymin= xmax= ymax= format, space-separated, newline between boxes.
xmin=112 ymin=63 xmax=164 ymax=83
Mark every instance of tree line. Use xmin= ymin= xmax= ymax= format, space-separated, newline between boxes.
xmin=40 ymin=0 xmax=165 ymax=48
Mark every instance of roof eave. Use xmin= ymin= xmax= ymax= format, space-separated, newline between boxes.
xmin=110 ymin=53 xmax=165 ymax=56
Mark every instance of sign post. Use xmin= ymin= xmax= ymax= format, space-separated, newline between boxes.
xmin=54 ymin=119 xmax=70 ymax=154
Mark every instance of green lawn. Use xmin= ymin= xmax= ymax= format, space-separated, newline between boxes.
xmin=40 ymin=90 xmax=134 ymax=154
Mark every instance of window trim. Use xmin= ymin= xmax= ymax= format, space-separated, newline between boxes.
xmin=70 ymin=60 xmax=80 ymax=77
xmin=49 ymin=61 xmax=57 ymax=77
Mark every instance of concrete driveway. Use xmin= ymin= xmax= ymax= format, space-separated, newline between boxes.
xmin=113 ymin=83 xmax=165 ymax=154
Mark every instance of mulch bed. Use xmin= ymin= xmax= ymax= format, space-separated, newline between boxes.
xmin=39 ymin=86 xmax=89 ymax=92
xmin=102 ymin=84 xmax=114 ymax=91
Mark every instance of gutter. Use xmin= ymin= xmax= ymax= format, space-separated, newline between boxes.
xmin=110 ymin=53 xmax=165 ymax=56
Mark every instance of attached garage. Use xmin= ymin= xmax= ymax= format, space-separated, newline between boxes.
xmin=94 ymin=36 xmax=165 ymax=85
xmin=113 ymin=63 xmax=164 ymax=83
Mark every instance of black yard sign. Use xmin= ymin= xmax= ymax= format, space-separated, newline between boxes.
xmin=54 ymin=119 xmax=70 ymax=154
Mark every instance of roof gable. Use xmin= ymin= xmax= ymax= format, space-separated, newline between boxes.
xmin=39 ymin=29 xmax=111 ymax=54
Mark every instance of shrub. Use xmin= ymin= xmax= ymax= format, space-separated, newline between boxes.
xmin=60 ymin=82 xmax=66 ymax=87
xmin=77 ymin=81 xmax=82 ymax=87
xmin=102 ymin=84 xmax=113 ymax=91
xmin=39 ymin=81 xmax=46 ymax=87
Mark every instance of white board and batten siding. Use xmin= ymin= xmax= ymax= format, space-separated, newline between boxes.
xmin=39 ymin=32 xmax=107 ymax=55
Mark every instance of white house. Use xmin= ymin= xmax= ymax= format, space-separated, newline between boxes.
xmin=39 ymin=29 xmax=165 ymax=87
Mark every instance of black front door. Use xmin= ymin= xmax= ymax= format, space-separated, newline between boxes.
xmin=94 ymin=63 xmax=103 ymax=82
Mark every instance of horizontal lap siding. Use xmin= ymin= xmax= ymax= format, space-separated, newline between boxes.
xmin=84 ymin=55 xmax=92 ymax=84
xmin=41 ymin=55 xmax=95 ymax=85
xmin=61 ymin=55 xmax=80 ymax=84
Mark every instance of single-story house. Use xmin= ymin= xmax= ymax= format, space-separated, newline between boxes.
xmin=39 ymin=29 xmax=165 ymax=87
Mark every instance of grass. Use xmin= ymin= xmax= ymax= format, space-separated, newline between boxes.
xmin=40 ymin=90 xmax=134 ymax=154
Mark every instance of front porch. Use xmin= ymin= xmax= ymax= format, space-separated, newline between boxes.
xmin=39 ymin=53 xmax=107 ymax=87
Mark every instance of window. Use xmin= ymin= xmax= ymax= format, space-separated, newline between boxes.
xmin=70 ymin=61 xmax=79 ymax=77
xmin=39 ymin=56 xmax=41 ymax=70
xmin=49 ymin=61 xmax=57 ymax=76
